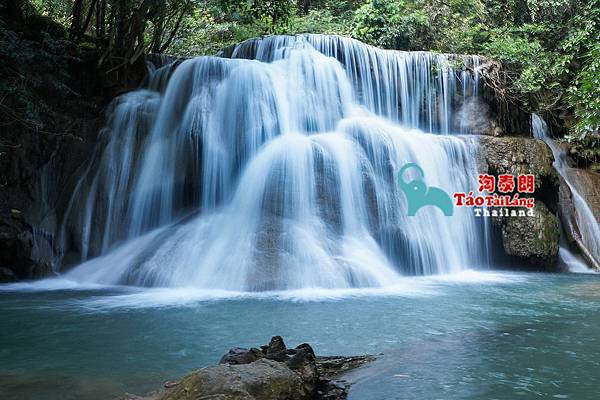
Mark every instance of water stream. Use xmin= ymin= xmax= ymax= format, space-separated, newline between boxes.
xmin=532 ymin=114 xmax=600 ymax=270
xmin=58 ymin=35 xmax=490 ymax=289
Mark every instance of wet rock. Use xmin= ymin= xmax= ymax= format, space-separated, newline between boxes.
xmin=495 ymin=202 xmax=560 ymax=268
xmin=558 ymin=174 xmax=579 ymax=247
xmin=265 ymin=336 xmax=289 ymax=362
xmin=316 ymin=380 xmax=350 ymax=400
xmin=295 ymin=343 xmax=316 ymax=358
xmin=267 ymin=336 xmax=286 ymax=354
xmin=565 ymin=168 xmax=600 ymax=223
xmin=478 ymin=136 xmax=555 ymax=183
xmin=287 ymin=347 xmax=318 ymax=399
xmin=477 ymin=135 xmax=563 ymax=268
xmin=133 ymin=337 xmax=375 ymax=400
xmin=31 ymin=257 xmax=54 ymax=279
xmin=220 ymin=347 xmax=264 ymax=365
xmin=315 ymin=355 xmax=377 ymax=379
xmin=163 ymin=381 xmax=179 ymax=389
xmin=557 ymin=170 xmax=600 ymax=269
xmin=477 ymin=135 xmax=561 ymax=213
xmin=0 ymin=266 xmax=17 ymax=283
xmin=158 ymin=359 xmax=309 ymax=400
xmin=0 ymin=213 xmax=34 ymax=280
xmin=287 ymin=348 xmax=314 ymax=370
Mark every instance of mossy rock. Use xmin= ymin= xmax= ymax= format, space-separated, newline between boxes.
xmin=156 ymin=359 xmax=313 ymax=400
xmin=478 ymin=136 xmax=555 ymax=188
xmin=499 ymin=201 xmax=560 ymax=269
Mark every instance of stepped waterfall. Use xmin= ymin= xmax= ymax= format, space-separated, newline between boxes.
xmin=60 ymin=34 xmax=491 ymax=290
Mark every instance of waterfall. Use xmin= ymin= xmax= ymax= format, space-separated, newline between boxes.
xmin=532 ymin=114 xmax=600 ymax=270
xmin=61 ymin=34 xmax=489 ymax=290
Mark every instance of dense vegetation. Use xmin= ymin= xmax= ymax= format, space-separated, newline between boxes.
xmin=1 ymin=0 xmax=598 ymax=167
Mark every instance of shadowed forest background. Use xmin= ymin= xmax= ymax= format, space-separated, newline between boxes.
xmin=1 ymin=0 xmax=598 ymax=171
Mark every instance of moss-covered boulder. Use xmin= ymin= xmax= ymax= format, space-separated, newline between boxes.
xmin=126 ymin=337 xmax=374 ymax=400
xmin=495 ymin=202 xmax=560 ymax=268
xmin=477 ymin=136 xmax=555 ymax=183
xmin=476 ymin=136 xmax=562 ymax=268
xmin=157 ymin=359 xmax=310 ymax=400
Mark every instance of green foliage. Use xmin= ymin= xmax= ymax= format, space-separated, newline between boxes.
xmin=286 ymin=8 xmax=353 ymax=36
xmin=481 ymin=27 xmax=552 ymax=92
xmin=168 ymin=7 xmax=264 ymax=55
xmin=219 ymin=0 xmax=294 ymax=32
xmin=352 ymin=1 xmax=433 ymax=50
xmin=29 ymin=0 xmax=72 ymax=25
xmin=567 ymin=43 xmax=600 ymax=137
xmin=2 ymin=0 xmax=598 ymax=164
xmin=0 ymin=15 xmax=71 ymax=133
xmin=565 ymin=42 xmax=600 ymax=166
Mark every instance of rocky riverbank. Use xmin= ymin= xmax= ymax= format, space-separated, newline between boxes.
xmin=123 ymin=337 xmax=375 ymax=400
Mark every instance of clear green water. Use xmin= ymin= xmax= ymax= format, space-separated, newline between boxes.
xmin=1 ymin=271 xmax=599 ymax=400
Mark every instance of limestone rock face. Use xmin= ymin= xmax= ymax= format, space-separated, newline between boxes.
xmin=558 ymin=169 xmax=600 ymax=269
xmin=565 ymin=168 xmax=600 ymax=223
xmin=477 ymin=136 xmax=561 ymax=268
xmin=496 ymin=202 xmax=560 ymax=268
xmin=478 ymin=136 xmax=555 ymax=182
xmin=559 ymin=174 xmax=579 ymax=246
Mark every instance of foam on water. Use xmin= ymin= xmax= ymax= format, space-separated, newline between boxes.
xmin=0 ymin=278 xmax=114 ymax=293
xmin=0 ymin=270 xmax=528 ymax=311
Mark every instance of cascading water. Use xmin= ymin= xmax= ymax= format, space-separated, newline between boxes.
xmin=60 ymin=34 xmax=490 ymax=290
xmin=532 ymin=114 xmax=600 ymax=270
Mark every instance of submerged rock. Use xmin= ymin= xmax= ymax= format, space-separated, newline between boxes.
xmin=127 ymin=337 xmax=374 ymax=400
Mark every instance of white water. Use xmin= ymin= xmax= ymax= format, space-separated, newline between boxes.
xmin=532 ymin=114 xmax=600 ymax=271
xmin=58 ymin=35 xmax=491 ymax=290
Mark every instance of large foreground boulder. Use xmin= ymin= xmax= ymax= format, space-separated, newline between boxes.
xmin=126 ymin=337 xmax=374 ymax=400
xmin=160 ymin=358 xmax=310 ymax=400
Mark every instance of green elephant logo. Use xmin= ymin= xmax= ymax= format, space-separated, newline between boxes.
xmin=398 ymin=163 xmax=454 ymax=217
